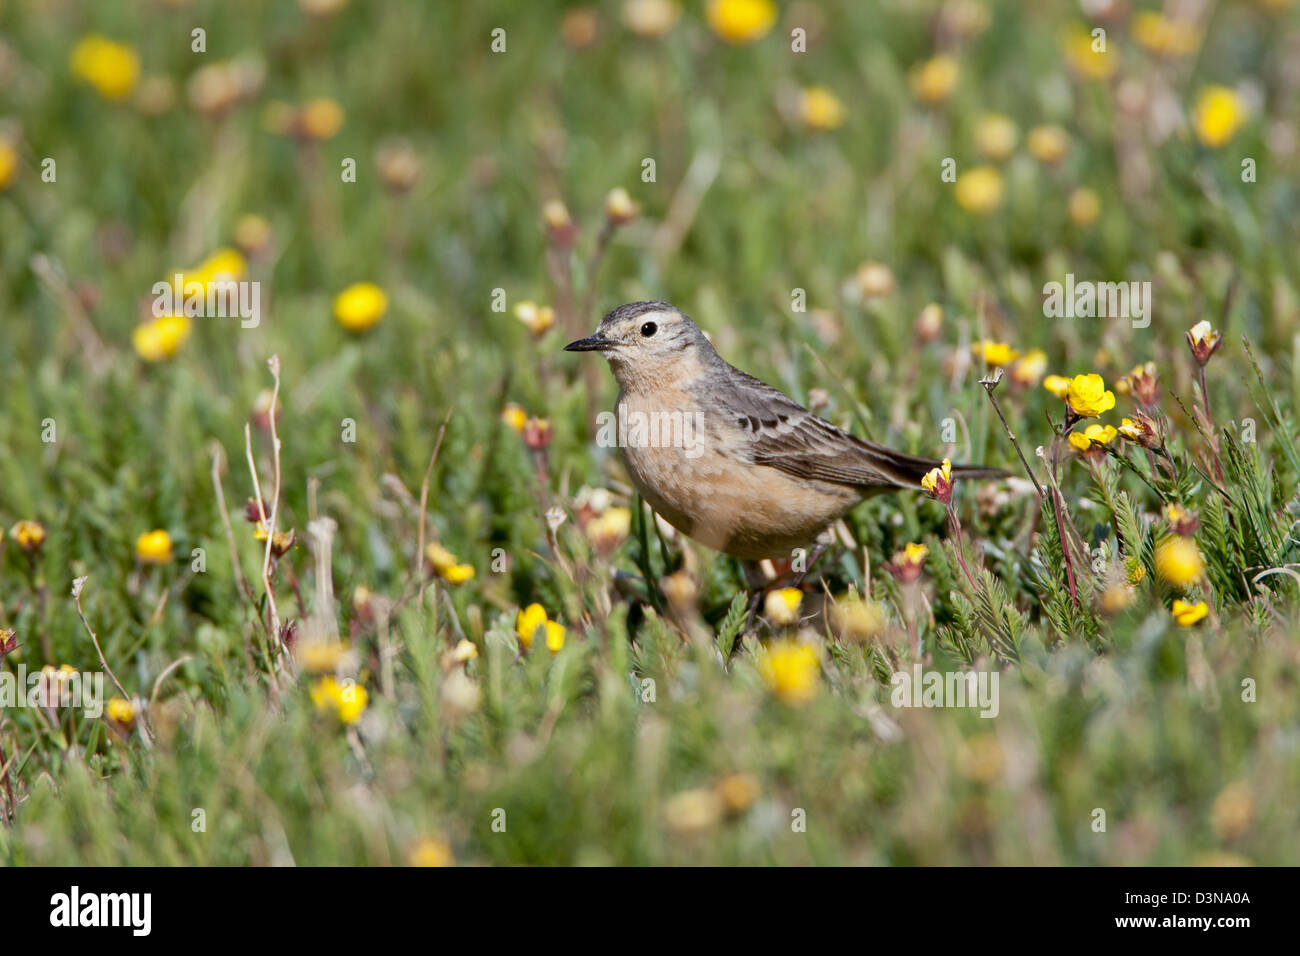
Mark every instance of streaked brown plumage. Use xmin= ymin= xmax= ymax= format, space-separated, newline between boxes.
xmin=566 ymin=301 xmax=1002 ymax=560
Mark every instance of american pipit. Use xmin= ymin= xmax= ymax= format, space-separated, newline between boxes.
xmin=565 ymin=301 xmax=1003 ymax=562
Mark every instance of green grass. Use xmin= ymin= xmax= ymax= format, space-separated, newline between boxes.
xmin=1 ymin=0 xmax=1299 ymax=865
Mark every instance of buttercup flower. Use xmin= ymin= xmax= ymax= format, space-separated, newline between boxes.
xmin=299 ymin=97 xmax=345 ymax=140
xmin=830 ymin=592 xmax=885 ymax=639
xmin=1068 ymin=423 xmax=1117 ymax=453
xmin=954 ymin=165 xmax=1004 ymax=214
xmin=604 ymin=187 xmax=640 ymax=225
xmin=254 ymin=522 xmax=296 ymax=558
xmin=132 ymin=314 xmax=192 ymax=362
xmin=11 ymin=519 xmax=46 ymax=552
xmin=1065 ymin=373 xmax=1116 ymax=418
xmin=910 ymin=55 xmax=958 ymax=104
xmin=501 ymin=403 xmax=528 ymax=433
xmin=334 ymin=282 xmax=388 ymax=332
xmin=706 ymin=0 xmax=777 ymax=45
xmin=972 ymin=340 xmax=1019 ymax=367
xmin=1171 ymin=598 xmax=1209 ymax=627
xmin=1165 ymin=504 xmax=1200 ymax=537
xmin=1010 ymin=349 xmax=1048 ymax=386
xmin=516 ymin=603 xmax=562 ymax=652
xmin=798 ymin=86 xmax=845 ymax=130
xmin=425 ymin=542 xmax=474 ymax=585
xmin=1155 ymin=537 xmax=1205 ymax=587
xmin=514 ymin=300 xmax=555 ymax=336
xmin=1185 ymin=320 xmax=1223 ymax=365
xmin=1133 ymin=11 xmax=1201 ymax=58
xmin=1026 ymin=125 xmax=1069 ymax=165
xmin=1193 ymin=86 xmax=1245 ymax=149
xmin=1118 ymin=412 xmax=1161 ymax=449
xmin=623 ymin=0 xmax=681 ymax=38
xmin=1068 ymin=188 xmax=1100 ymax=226
xmin=69 ymin=35 xmax=140 ymax=101
xmin=764 ymin=587 xmax=804 ymax=627
xmin=1042 ymin=374 xmax=1071 ymax=399
xmin=974 ymin=113 xmax=1017 ymax=162
xmin=408 ymin=836 xmax=454 ymax=867
xmin=135 ymin=529 xmax=174 ymax=564
xmin=585 ymin=506 xmax=632 ymax=553
xmin=311 ymin=676 xmax=368 ymax=725
xmin=1116 ymin=362 xmax=1160 ymax=407
xmin=1062 ymin=24 xmax=1115 ymax=80
xmin=0 ymin=140 xmax=17 ymax=191
xmin=921 ymin=459 xmax=954 ymax=505
xmin=106 ymin=696 xmax=138 ymax=727
xmin=758 ymin=639 xmax=820 ymax=705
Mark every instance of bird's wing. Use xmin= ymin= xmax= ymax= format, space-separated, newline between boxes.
xmin=702 ymin=366 xmax=949 ymax=490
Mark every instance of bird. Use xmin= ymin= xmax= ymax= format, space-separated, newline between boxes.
xmin=565 ymin=301 xmax=1004 ymax=563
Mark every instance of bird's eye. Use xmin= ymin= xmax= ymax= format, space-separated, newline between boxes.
xmin=640 ymin=321 xmax=657 ymax=337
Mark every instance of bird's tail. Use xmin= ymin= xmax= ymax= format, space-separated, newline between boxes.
xmin=853 ymin=437 xmax=1008 ymax=489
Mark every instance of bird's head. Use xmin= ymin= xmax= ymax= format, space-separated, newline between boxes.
xmin=564 ymin=301 xmax=713 ymax=389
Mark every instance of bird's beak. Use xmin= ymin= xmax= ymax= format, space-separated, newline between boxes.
xmin=564 ymin=333 xmax=614 ymax=352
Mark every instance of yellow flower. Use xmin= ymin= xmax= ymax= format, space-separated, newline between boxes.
xmin=300 ymin=97 xmax=345 ymax=140
xmin=829 ymin=593 xmax=884 ymax=640
xmin=1068 ymin=423 xmax=1118 ymax=452
xmin=451 ymin=639 xmax=479 ymax=664
xmin=425 ymin=542 xmax=474 ymax=585
xmin=1068 ymin=187 xmax=1100 ymax=226
xmin=334 ymin=282 xmax=388 ymax=332
xmin=544 ymin=620 xmax=566 ymax=653
xmin=106 ymin=696 xmax=138 ymax=726
xmin=798 ymin=86 xmax=845 ymax=131
xmin=1171 ymin=598 xmax=1209 ymax=627
xmin=133 ymin=314 xmax=193 ymax=362
xmin=706 ymin=0 xmax=777 ymax=45
xmin=135 ymin=529 xmax=173 ymax=564
xmin=514 ymin=300 xmax=555 ymax=336
xmin=764 ymin=587 xmax=803 ymax=626
xmin=1026 ymin=125 xmax=1069 ymax=165
xmin=604 ymin=187 xmax=640 ymax=225
xmin=69 ymin=35 xmax=140 ymax=101
xmin=0 ymin=140 xmax=17 ymax=190
xmin=1010 ymin=349 xmax=1048 ymax=386
xmin=954 ymin=165 xmax=1003 ymax=214
xmin=972 ymin=339 xmax=1019 ymax=367
xmin=920 ymin=458 xmax=953 ymax=496
xmin=715 ymin=772 xmax=760 ymax=814
xmin=1065 ymin=373 xmax=1116 ymax=418
xmin=253 ymin=521 xmax=296 ymax=557
xmin=1133 ymin=11 xmax=1201 ymax=57
xmin=623 ymin=0 xmax=681 ymax=39
xmin=586 ymin=506 xmax=632 ymax=553
xmin=190 ymin=247 xmax=247 ymax=286
xmin=1155 ymin=537 xmax=1205 ymax=587
xmin=1061 ymin=24 xmax=1115 ymax=80
xmin=1042 ymin=374 xmax=1071 ymax=399
xmin=408 ymin=836 xmax=455 ymax=867
xmin=442 ymin=564 xmax=475 ymax=585
xmin=234 ymin=214 xmax=273 ymax=256
xmin=298 ymin=641 xmax=349 ymax=675
xmin=904 ymin=542 xmax=929 ymax=564
xmin=973 ymin=113 xmax=1018 ymax=162
xmin=515 ymin=603 xmax=549 ymax=651
xmin=1193 ymin=86 xmax=1245 ymax=148
xmin=311 ymin=676 xmax=369 ymax=724
xmin=11 ymin=519 xmax=46 ymax=552
xmin=501 ymin=403 xmax=527 ymax=432
xmin=909 ymin=55 xmax=959 ymax=104
xmin=758 ymin=639 xmax=820 ymax=705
